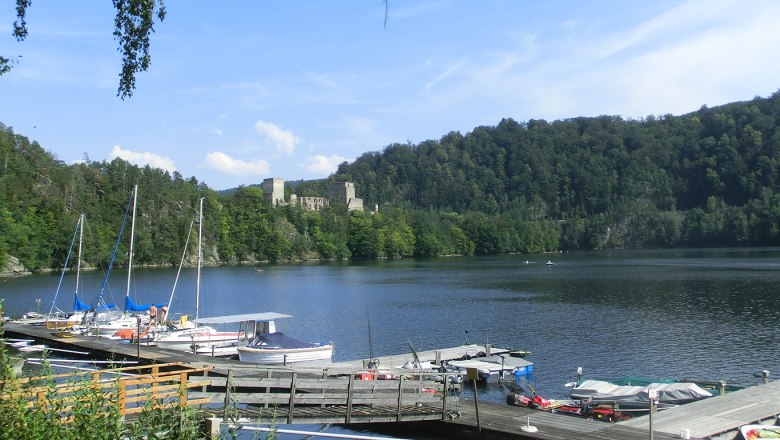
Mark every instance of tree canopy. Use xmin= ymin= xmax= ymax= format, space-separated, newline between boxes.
xmin=3 ymin=92 xmax=780 ymax=273
xmin=1 ymin=0 xmax=166 ymax=99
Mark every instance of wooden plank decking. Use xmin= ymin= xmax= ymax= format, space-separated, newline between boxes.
xmin=620 ymin=378 xmax=780 ymax=439
xmin=437 ymin=401 xmax=681 ymax=440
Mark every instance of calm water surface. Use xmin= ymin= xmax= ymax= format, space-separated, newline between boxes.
xmin=2 ymin=248 xmax=779 ymax=434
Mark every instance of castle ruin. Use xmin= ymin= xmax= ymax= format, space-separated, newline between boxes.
xmin=260 ymin=178 xmax=363 ymax=212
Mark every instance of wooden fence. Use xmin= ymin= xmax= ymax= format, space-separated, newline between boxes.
xmin=191 ymin=368 xmax=462 ymax=428
xmin=1 ymin=362 xmax=213 ymax=419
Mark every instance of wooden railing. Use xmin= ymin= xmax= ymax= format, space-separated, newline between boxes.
xmin=190 ymin=368 xmax=461 ymax=425
xmin=1 ymin=362 xmax=213 ymax=419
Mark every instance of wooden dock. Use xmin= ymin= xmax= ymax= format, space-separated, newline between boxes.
xmin=4 ymin=321 xmax=780 ymax=439
xmin=620 ymin=378 xmax=780 ymax=439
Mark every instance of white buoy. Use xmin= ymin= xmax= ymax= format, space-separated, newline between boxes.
xmin=520 ymin=416 xmax=538 ymax=433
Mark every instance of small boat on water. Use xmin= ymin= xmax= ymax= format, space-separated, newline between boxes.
xmin=545 ymin=260 xmax=555 ymax=265
xmin=567 ymin=378 xmax=713 ymax=410
xmin=237 ymin=331 xmax=333 ymax=365
xmin=740 ymin=424 xmax=780 ymax=439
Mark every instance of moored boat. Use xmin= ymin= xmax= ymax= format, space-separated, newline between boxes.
xmin=237 ymin=332 xmax=333 ymax=365
xmin=740 ymin=424 xmax=780 ymax=439
xmin=567 ymin=378 xmax=713 ymax=410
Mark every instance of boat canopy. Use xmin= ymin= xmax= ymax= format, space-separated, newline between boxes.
xmin=124 ymin=296 xmax=167 ymax=312
xmin=194 ymin=312 xmax=292 ymax=325
xmin=251 ymin=332 xmax=320 ymax=349
xmin=569 ymin=379 xmax=713 ymax=404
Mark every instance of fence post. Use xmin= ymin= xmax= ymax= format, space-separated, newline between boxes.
xmin=396 ymin=375 xmax=405 ymax=422
xmin=346 ymin=373 xmax=355 ymax=424
xmin=36 ymin=390 xmax=46 ymax=412
xmin=223 ymin=369 xmax=233 ymax=422
xmin=117 ymin=378 xmax=127 ymax=416
xmin=442 ymin=374 xmax=449 ymax=420
xmin=264 ymin=370 xmax=272 ymax=408
xmin=287 ymin=372 xmax=298 ymax=424
xmin=321 ymin=372 xmax=327 ymax=408
xmin=180 ymin=372 xmax=188 ymax=406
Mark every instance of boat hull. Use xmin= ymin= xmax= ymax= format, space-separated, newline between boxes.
xmin=237 ymin=344 xmax=334 ymax=365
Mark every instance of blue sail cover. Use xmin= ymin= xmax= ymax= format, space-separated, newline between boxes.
xmin=124 ymin=296 xmax=167 ymax=312
xmin=252 ymin=332 xmax=320 ymax=349
xmin=73 ymin=295 xmax=91 ymax=312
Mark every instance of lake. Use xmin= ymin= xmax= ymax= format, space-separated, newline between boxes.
xmin=2 ymin=248 xmax=779 ymax=421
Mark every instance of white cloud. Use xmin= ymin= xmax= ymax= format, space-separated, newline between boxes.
xmin=203 ymin=151 xmax=270 ymax=176
xmin=254 ymin=120 xmax=298 ymax=154
xmin=110 ymin=145 xmax=176 ymax=173
xmin=210 ymin=128 xmax=223 ymax=136
xmin=302 ymin=154 xmax=349 ymax=175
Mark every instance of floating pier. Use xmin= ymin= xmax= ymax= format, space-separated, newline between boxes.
xmin=3 ymin=321 xmax=779 ymax=440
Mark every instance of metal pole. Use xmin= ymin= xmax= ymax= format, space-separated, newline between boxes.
xmin=648 ymin=388 xmax=657 ymax=440
xmin=136 ymin=316 xmax=141 ymax=360
xmin=649 ymin=399 xmax=654 ymax=440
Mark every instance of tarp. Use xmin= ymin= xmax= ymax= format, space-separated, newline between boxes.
xmin=124 ymin=296 xmax=166 ymax=312
xmin=73 ymin=295 xmax=91 ymax=312
xmin=250 ymin=332 xmax=320 ymax=349
xmin=569 ymin=379 xmax=713 ymax=404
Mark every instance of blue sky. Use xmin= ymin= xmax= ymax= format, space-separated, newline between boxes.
xmin=1 ymin=1 xmax=779 ymax=190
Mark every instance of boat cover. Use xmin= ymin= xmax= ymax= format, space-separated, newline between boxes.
xmin=569 ymin=379 xmax=713 ymax=404
xmin=73 ymin=295 xmax=91 ymax=312
xmin=124 ymin=296 xmax=167 ymax=312
xmin=250 ymin=332 xmax=320 ymax=349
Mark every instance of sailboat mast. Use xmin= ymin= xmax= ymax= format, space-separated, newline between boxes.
xmin=195 ymin=197 xmax=203 ymax=321
xmin=126 ymin=185 xmax=138 ymax=299
xmin=75 ymin=214 xmax=84 ymax=298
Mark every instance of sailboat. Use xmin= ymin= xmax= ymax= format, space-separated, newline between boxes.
xmin=149 ymin=197 xmax=242 ymax=355
xmin=14 ymin=214 xmax=91 ymax=328
xmin=82 ymin=185 xmax=164 ymax=336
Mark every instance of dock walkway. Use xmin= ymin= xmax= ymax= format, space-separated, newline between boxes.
xmin=620 ymin=378 xmax=780 ymax=439
xmin=4 ymin=322 xmax=779 ymax=439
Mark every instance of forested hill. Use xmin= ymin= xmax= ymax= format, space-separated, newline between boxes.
xmin=331 ymin=91 xmax=780 ymax=248
xmin=3 ymin=92 xmax=780 ymax=274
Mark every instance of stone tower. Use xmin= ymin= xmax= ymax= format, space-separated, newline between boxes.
xmin=329 ymin=182 xmax=363 ymax=212
xmin=261 ymin=178 xmax=285 ymax=206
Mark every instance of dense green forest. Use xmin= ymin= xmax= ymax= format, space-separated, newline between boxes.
xmin=2 ymin=92 xmax=780 ymax=273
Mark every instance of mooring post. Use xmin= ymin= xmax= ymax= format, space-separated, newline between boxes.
xmin=763 ymin=370 xmax=770 ymax=384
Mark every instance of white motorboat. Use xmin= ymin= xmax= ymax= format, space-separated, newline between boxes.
xmin=568 ymin=379 xmax=713 ymax=409
xmin=237 ymin=332 xmax=334 ymax=365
